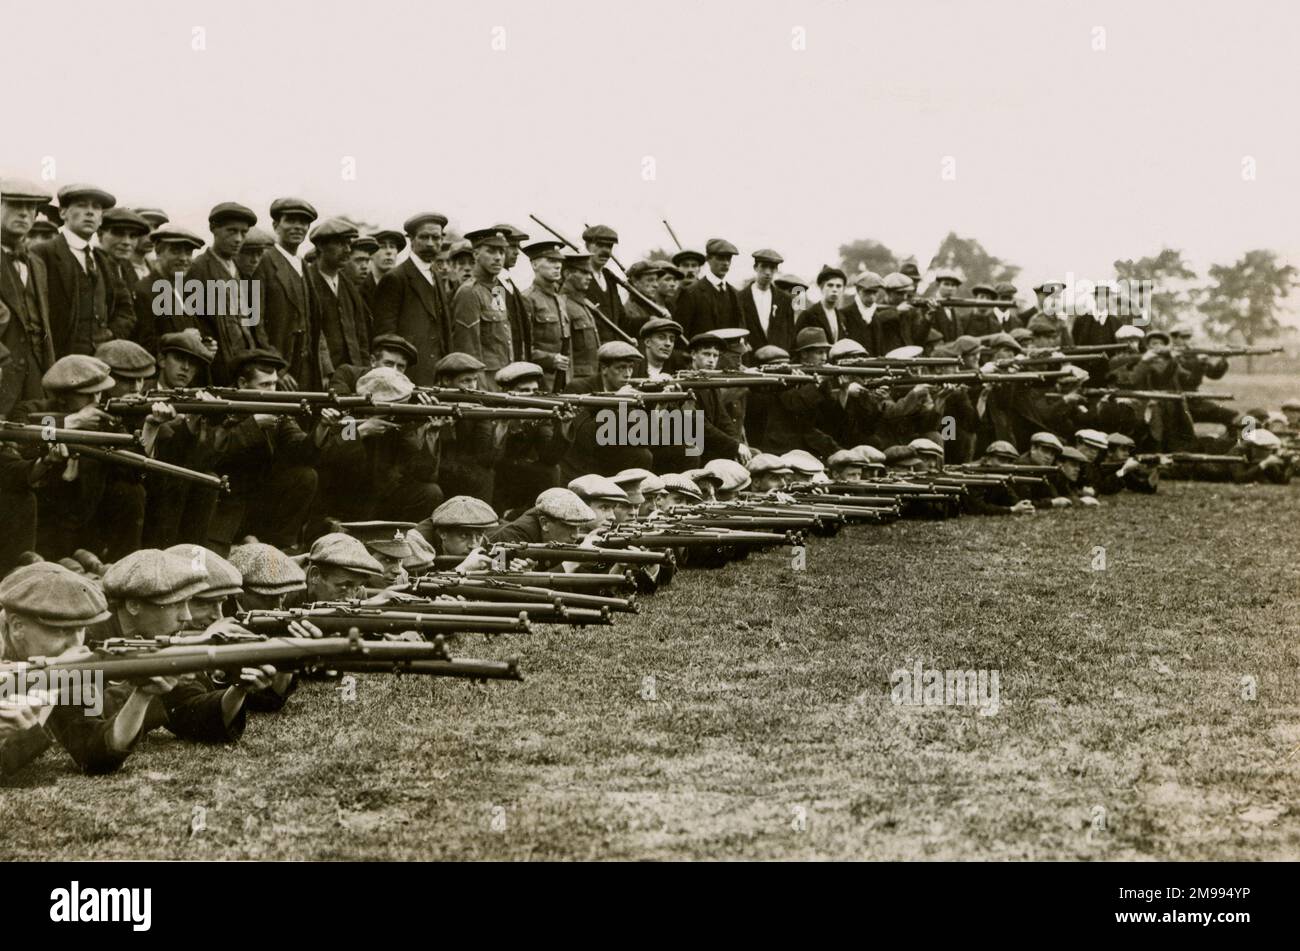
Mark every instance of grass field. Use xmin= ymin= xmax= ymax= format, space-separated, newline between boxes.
xmin=4 ymin=478 xmax=1298 ymax=861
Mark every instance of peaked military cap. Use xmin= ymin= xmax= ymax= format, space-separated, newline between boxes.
xmin=104 ymin=549 xmax=209 ymax=604
xmin=0 ymin=561 xmax=111 ymax=626
xmin=523 ymin=239 xmax=566 ymax=260
xmin=339 ymin=521 xmax=417 ymax=558
xmin=464 ymin=227 xmax=510 ymax=249
xmin=490 ymin=223 xmax=528 ymax=243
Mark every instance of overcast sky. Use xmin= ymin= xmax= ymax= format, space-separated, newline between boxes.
xmin=5 ymin=0 xmax=1298 ymax=294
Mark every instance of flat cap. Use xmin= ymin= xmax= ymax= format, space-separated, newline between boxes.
xmin=159 ymin=328 xmax=215 ymax=364
xmin=150 ymin=225 xmax=205 ymax=250
xmin=357 ymin=366 xmax=414 ymax=402
xmin=781 ymin=449 xmax=825 ymax=474
xmin=1030 ymin=432 xmax=1065 ymax=453
xmin=638 ymin=317 xmax=684 ymax=339
xmin=882 ymin=272 xmax=913 ymax=291
xmin=372 ymin=229 xmax=407 ymax=249
xmin=853 ymin=271 xmax=885 ymax=291
xmin=42 ymin=354 xmax=114 ymax=394
xmin=1059 ymin=447 xmax=1089 ymax=464
xmin=702 ymin=458 xmax=750 ymax=492
xmin=685 ymin=467 xmax=722 ymax=489
xmin=464 ymin=227 xmax=511 ymax=249
xmin=1243 ymin=429 xmax=1281 ymax=449
xmin=57 ymin=183 xmax=116 ymax=209
xmin=433 ymin=352 xmax=486 ymax=377
xmin=404 ymin=212 xmax=448 ymax=235
xmin=705 ymin=238 xmax=738 ymax=257
xmin=982 ymin=329 xmax=1024 ymax=353
xmin=28 ymin=220 xmax=58 ymax=237
xmin=228 ymin=543 xmax=306 ymax=595
xmin=970 ymin=283 xmax=997 ymax=297
xmin=402 ymin=529 xmax=437 ymax=572
xmin=523 ymin=239 xmax=566 ymax=260
xmin=0 ymin=562 xmax=111 ymax=626
xmin=1106 ymin=432 xmax=1135 ymax=448
xmin=655 ymin=261 xmax=684 ymax=279
xmin=535 ymin=487 xmax=597 ymax=524
xmin=208 ymin=202 xmax=257 ymax=228
xmin=671 ymin=249 xmax=705 ymax=266
xmin=1009 ymin=327 xmax=1034 ymax=344
xmin=370 ymin=333 xmax=418 ymax=366
xmin=103 ymin=549 xmax=209 ymax=604
xmin=309 ymin=217 xmax=359 ymax=244
xmin=751 ymin=248 xmax=784 ymax=265
xmin=827 ymin=449 xmax=866 ymax=469
xmin=308 ymin=532 xmax=384 ymax=575
xmin=241 ymin=226 xmax=277 ymax=249
xmin=568 ymin=474 xmax=629 ymax=503
xmin=230 ymin=347 xmax=288 ymax=376
xmin=933 ymin=267 xmax=962 ymax=285
xmin=984 ymin=440 xmax=1020 ymax=458
xmin=816 ymin=265 xmax=848 ymax=286
xmin=753 ymin=345 xmax=791 ymax=364
xmin=900 ymin=260 xmax=921 ymax=279
xmin=659 ymin=473 xmax=704 ymax=501
xmin=746 ymin=452 xmax=793 ymax=475
xmin=428 ymin=495 xmax=500 ymax=529
xmin=952 ymin=334 xmax=982 ymax=355
xmin=495 ymin=361 xmax=545 ymax=388
xmin=1033 ymin=278 xmax=1066 ymax=292
xmin=0 ymin=177 xmax=53 ymax=203
xmin=850 ymin=444 xmax=887 ymax=465
xmin=165 ymin=545 xmax=242 ymax=599
xmin=1281 ymin=397 xmax=1300 ymax=411
xmin=98 ymin=209 xmax=150 ymax=237
xmin=829 ymin=338 xmax=867 ymax=360
xmin=581 ymin=224 xmax=619 ymax=243
xmin=351 ymin=235 xmax=379 ymax=254
xmin=1075 ymin=429 xmax=1109 ymax=449
xmin=773 ymin=273 xmax=808 ymax=292
xmin=269 ymin=197 xmax=318 ymax=222
xmin=597 ymin=341 xmax=642 ymax=363
xmin=1027 ymin=314 xmax=1058 ymax=335
xmin=338 ymin=521 xmax=417 ymax=558
xmin=135 ymin=208 xmax=169 ymax=226
xmin=909 ymin=437 xmax=944 ymax=457
xmin=1143 ymin=330 xmax=1172 ymax=346
xmin=886 ymin=345 xmax=924 ymax=359
xmin=794 ymin=328 xmax=831 ymax=352
xmin=639 ymin=473 xmax=665 ymax=496
xmin=626 ymin=259 xmax=664 ymax=281
xmin=994 ymin=282 xmax=1018 ymax=298
xmin=884 ymin=445 xmax=920 ymax=466
xmin=94 ymin=339 xmax=156 ymax=378
xmin=1115 ymin=325 xmax=1145 ymax=340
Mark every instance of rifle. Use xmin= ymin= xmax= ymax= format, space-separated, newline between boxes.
xmin=958 ymin=463 xmax=1060 ymax=476
xmin=1056 ymin=389 xmax=1235 ymax=402
xmin=314 ymin=598 xmax=612 ymax=625
xmin=632 ymin=370 xmax=818 ymax=389
xmin=662 ymin=219 xmax=684 ymax=251
xmin=759 ymin=363 xmax=891 ymax=380
xmin=840 ymin=356 xmax=961 ymax=368
xmin=396 ymin=575 xmax=638 ymax=611
xmin=912 ymin=297 xmax=1012 ymax=309
xmin=526 ymin=214 xmax=640 ymax=344
xmin=489 ymin=541 xmax=670 ymax=566
xmin=236 ymin=607 xmax=532 ymax=636
xmin=0 ymin=634 xmax=521 ymax=683
xmin=153 ymin=387 xmax=371 ymax=409
xmin=418 ymin=386 xmax=627 ymax=411
xmin=882 ymin=370 xmax=1074 ymax=388
xmin=581 ymin=220 xmax=674 ymax=321
xmin=1135 ymin=452 xmax=1246 ymax=466
xmin=0 ymin=421 xmax=140 ymax=448
xmin=1186 ymin=346 xmax=1284 ymax=358
xmin=343 ymin=401 xmax=554 ymax=421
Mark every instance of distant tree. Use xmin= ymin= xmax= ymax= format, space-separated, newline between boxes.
xmin=1112 ymin=248 xmax=1197 ymax=329
xmin=838 ymin=239 xmax=898 ymax=278
xmin=925 ymin=232 xmax=1020 ymax=289
xmin=642 ymin=246 xmax=678 ymax=263
xmin=1198 ymin=250 xmax=1297 ymax=356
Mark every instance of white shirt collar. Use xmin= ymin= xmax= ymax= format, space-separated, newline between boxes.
xmin=61 ymin=227 xmax=91 ymax=253
xmin=275 ymin=242 xmax=303 ymax=276
xmin=704 ymin=270 xmax=726 ymax=291
xmin=855 ymin=296 xmax=876 ymax=323
xmin=410 ymin=255 xmax=436 ymax=283
xmin=321 ymin=271 xmax=340 ymax=294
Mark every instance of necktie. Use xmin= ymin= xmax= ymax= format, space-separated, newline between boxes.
xmin=84 ymin=248 xmax=96 ymax=278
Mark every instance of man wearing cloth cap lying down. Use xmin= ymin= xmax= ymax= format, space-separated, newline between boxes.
xmin=492 ymin=361 xmax=566 ymax=516
xmin=0 ymin=563 xmax=171 ymax=778
xmin=336 ymin=522 xmax=416 ymax=586
xmin=1017 ymin=432 xmax=1077 ymax=508
xmin=410 ymin=495 xmax=522 ymax=573
xmin=1093 ymin=432 xmax=1158 ymax=495
xmin=488 ymin=488 xmax=597 ymax=573
xmin=316 ymin=366 xmax=448 ymax=524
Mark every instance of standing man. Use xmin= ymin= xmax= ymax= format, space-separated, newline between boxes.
xmin=236 ymin=227 xmax=276 ymax=280
xmin=582 ymin=224 xmax=624 ymax=341
xmin=344 ymin=233 xmax=377 ymax=287
xmin=32 ymin=183 xmax=133 ymax=357
xmin=672 ymin=238 xmax=743 ymax=339
xmin=560 ymin=251 xmax=602 ymax=385
xmin=794 ymin=265 xmax=849 ymax=343
xmin=96 ymin=208 xmax=151 ymax=325
xmin=307 ymin=218 xmax=369 ymax=374
xmin=929 ymin=268 xmax=963 ymax=341
xmin=365 ymin=229 xmax=405 ymax=310
xmin=0 ymin=178 xmax=56 ymax=415
xmin=620 ymin=260 xmax=665 ymax=338
xmin=451 ymin=228 xmax=514 ymax=387
xmin=671 ymin=249 xmax=705 ymax=291
xmin=132 ymin=225 xmax=204 ymax=356
xmin=132 ymin=208 xmax=169 ymax=280
xmin=255 ymin=197 xmax=318 ymax=388
xmin=187 ymin=201 xmax=265 ymax=385
xmin=372 ymin=211 xmax=449 ymax=386
xmin=522 ymin=239 xmax=572 ymax=392
xmin=739 ymin=248 xmax=796 ymax=355
xmin=492 ymin=223 xmax=533 ymax=362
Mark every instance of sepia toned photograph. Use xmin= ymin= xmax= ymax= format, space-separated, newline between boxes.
xmin=1 ymin=0 xmax=1296 ymax=904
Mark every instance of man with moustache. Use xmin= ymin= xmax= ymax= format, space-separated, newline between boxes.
xmin=739 ymin=248 xmax=796 ymax=355
xmin=0 ymin=178 xmax=57 ymax=416
xmin=450 ymin=228 xmax=514 ymax=387
xmin=372 ymin=211 xmax=450 ymax=386
xmin=32 ymin=183 xmax=134 ymax=357
xmin=254 ymin=197 xmax=318 ymax=388
xmin=582 ymin=224 xmax=625 ymax=341
xmin=186 ymin=201 xmax=267 ymax=385
xmin=522 ymin=239 xmax=573 ymax=392
xmin=672 ymin=238 xmax=743 ymax=339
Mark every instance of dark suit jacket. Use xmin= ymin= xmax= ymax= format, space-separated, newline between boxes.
xmin=795 ymin=302 xmax=871 ymax=351
xmin=307 ymin=266 xmax=370 ymax=371
xmin=738 ymin=283 xmax=796 ymax=353
xmin=32 ymin=233 xmax=133 ymax=356
xmin=371 ymin=259 xmax=448 ymax=387
xmin=0 ymin=249 xmax=55 ymax=415
xmin=586 ymin=267 xmax=624 ymax=343
xmin=186 ymin=250 xmax=267 ymax=385
xmin=501 ymin=276 xmax=532 ymax=362
xmin=672 ymin=276 xmax=743 ymax=339
xmin=254 ymin=247 xmax=314 ymax=386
